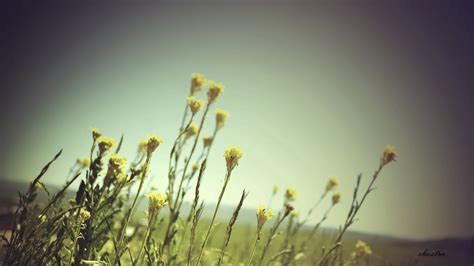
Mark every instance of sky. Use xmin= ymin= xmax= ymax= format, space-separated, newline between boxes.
xmin=1 ymin=2 xmax=473 ymax=240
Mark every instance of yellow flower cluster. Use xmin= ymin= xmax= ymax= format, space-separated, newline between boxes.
xmin=203 ymin=136 xmax=213 ymax=148
xmin=207 ymin=80 xmax=224 ymax=104
xmin=92 ymin=128 xmax=101 ymax=140
xmin=285 ymin=187 xmax=297 ymax=201
xmin=224 ymin=145 xmax=243 ymax=171
xmin=147 ymin=192 xmax=168 ymax=214
xmin=108 ymin=154 xmax=127 ymax=178
xmin=187 ymin=96 xmax=204 ymax=115
xmin=380 ymin=145 xmax=397 ymax=167
xmin=325 ymin=176 xmax=339 ymax=192
xmin=215 ymin=108 xmax=229 ymax=130
xmin=332 ymin=192 xmax=341 ymax=205
xmin=351 ymin=240 xmax=372 ymax=259
xmin=185 ymin=123 xmax=199 ymax=139
xmin=79 ymin=209 xmax=91 ymax=223
xmin=256 ymin=205 xmax=272 ymax=230
xmin=76 ymin=157 xmax=90 ymax=168
xmin=97 ymin=136 xmax=116 ymax=155
xmin=146 ymin=135 xmax=163 ymax=156
xmin=191 ymin=73 xmax=206 ymax=95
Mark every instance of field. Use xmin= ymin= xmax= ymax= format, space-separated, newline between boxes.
xmin=0 ymin=74 xmax=471 ymax=265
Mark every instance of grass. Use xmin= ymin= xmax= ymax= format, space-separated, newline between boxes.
xmin=0 ymin=73 xmax=404 ymax=265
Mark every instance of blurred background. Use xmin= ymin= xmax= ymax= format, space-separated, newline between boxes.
xmin=1 ymin=2 xmax=472 ymax=241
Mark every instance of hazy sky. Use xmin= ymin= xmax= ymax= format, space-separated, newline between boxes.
xmin=1 ymin=2 xmax=473 ymax=240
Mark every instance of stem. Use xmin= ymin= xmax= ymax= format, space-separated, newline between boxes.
xmin=247 ymin=231 xmax=260 ymax=265
xmin=195 ymin=169 xmax=232 ymax=265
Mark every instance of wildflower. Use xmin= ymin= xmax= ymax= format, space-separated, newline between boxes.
xmin=325 ymin=176 xmax=339 ymax=192
xmin=256 ymin=205 xmax=273 ymax=230
xmin=185 ymin=123 xmax=199 ymax=139
xmin=351 ymin=240 xmax=372 ymax=259
xmin=285 ymin=187 xmax=297 ymax=202
xmin=117 ymin=172 xmax=128 ymax=183
xmin=284 ymin=203 xmax=295 ymax=216
xmin=97 ymin=136 xmax=115 ymax=155
xmin=224 ymin=145 xmax=243 ymax=171
xmin=380 ymin=145 xmax=397 ymax=167
xmin=146 ymin=134 xmax=163 ymax=156
xmin=76 ymin=157 xmax=90 ymax=168
xmin=147 ymin=192 xmax=168 ymax=214
xmin=291 ymin=209 xmax=299 ymax=218
xmin=273 ymin=184 xmax=280 ymax=194
xmin=332 ymin=191 xmax=341 ymax=205
xmin=191 ymin=73 xmax=206 ymax=95
xmin=92 ymin=127 xmax=101 ymax=141
xmin=203 ymin=136 xmax=213 ymax=147
xmin=207 ymin=80 xmax=224 ymax=104
xmin=187 ymin=96 xmax=204 ymax=115
xmin=215 ymin=108 xmax=229 ymax=130
xmin=79 ymin=209 xmax=91 ymax=223
xmin=108 ymin=153 xmax=127 ymax=177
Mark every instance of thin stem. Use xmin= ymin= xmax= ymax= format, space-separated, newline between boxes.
xmin=247 ymin=231 xmax=261 ymax=265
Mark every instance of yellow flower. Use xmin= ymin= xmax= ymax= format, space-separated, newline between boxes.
xmin=207 ymin=80 xmax=224 ymax=104
xmin=191 ymin=73 xmax=206 ymax=95
xmin=147 ymin=192 xmax=168 ymax=214
xmin=92 ymin=127 xmax=101 ymax=140
xmin=380 ymin=145 xmax=397 ymax=167
xmin=332 ymin=191 xmax=341 ymax=205
xmin=215 ymin=108 xmax=229 ymax=130
xmin=256 ymin=205 xmax=272 ymax=230
xmin=79 ymin=209 xmax=91 ymax=223
xmin=273 ymin=184 xmax=280 ymax=194
xmin=290 ymin=209 xmax=299 ymax=218
xmin=108 ymin=153 xmax=127 ymax=177
xmin=117 ymin=172 xmax=129 ymax=183
xmin=146 ymin=135 xmax=163 ymax=156
xmin=203 ymin=136 xmax=213 ymax=148
xmin=185 ymin=123 xmax=199 ymax=139
xmin=352 ymin=240 xmax=372 ymax=258
xmin=76 ymin=157 xmax=90 ymax=168
xmin=187 ymin=96 xmax=204 ymax=115
xmin=97 ymin=136 xmax=116 ymax=155
xmin=285 ymin=188 xmax=297 ymax=201
xmin=224 ymin=145 xmax=243 ymax=171
xmin=325 ymin=176 xmax=339 ymax=192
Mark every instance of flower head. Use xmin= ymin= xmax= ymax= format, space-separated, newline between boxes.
xmin=146 ymin=135 xmax=163 ymax=156
xmin=138 ymin=140 xmax=147 ymax=154
xmin=147 ymin=192 xmax=168 ymax=214
xmin=207 ymin=80 xmax=224 ymax=104
xmin=97 ymin=136 xmax=116 ymax=155
xmin=92 ymin=128 xmax=101 ymax=141
xmin=203 ymin=136 xmax=213 ymax=148
xmin=351 ymin=240 xmax=372 ymax=259
xmin=256 ymin=205 xmax=273 ymax=230
xmin=185 ymin=123 xmax=199 ymax=139
xmin=191 ymin=73 xmax=206 ymax=95
xmin=76 ymin=157 xmax=90 ymax=168
xmin=224 ymin=145 xmax=243 ymax=171
xmin=325 ymin=176 xmax=339 ymax=192
xmin=285 ymin=187 xmax=297 ymax=202
xmin=332 ymin=191 xmax=341 ymax=205
xmin=290 ymin=209 xmax=299 ymax=218
xmin=108 ymin=153 xmax=127 ymax=177
xmin=79 ymin=209 xmax=91 ymax=223
xmin=380 ymin=145 xmax=397 ymax=167
xmin=187 ymin=96 xmax=204 ymax=115
xmin=215 ymin=108 xmax=229 ymax=130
